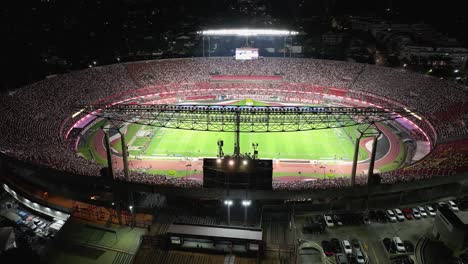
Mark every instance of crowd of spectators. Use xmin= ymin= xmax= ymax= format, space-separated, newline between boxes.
xmin=0 ymin=57 xmax=466 ymax=189
xmin=273 ymin=175 xmax=368 ymax=190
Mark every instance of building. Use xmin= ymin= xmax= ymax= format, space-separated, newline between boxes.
xmin=399 ymin=45 xmax=468 ymax=69
xmin=322 ymin=32 xmax=344 ymax=46
xmin=167 ymin=223 xmax=263 ymax=255
xmin=433 ymin=207 xmax=468 ymax=251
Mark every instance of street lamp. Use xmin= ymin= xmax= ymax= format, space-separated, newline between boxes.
xmin=242 ymin=200 xmax=251 ymax=226
xmin=243 ymin=159 xmax=248 ymax=165
xmin=229 ymin=159 xmax=235 ymax=166
xmin=224 ymin=200 xmax=233 ymax=225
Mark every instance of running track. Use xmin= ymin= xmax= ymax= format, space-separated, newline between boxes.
xmin=92 ymin=123 xmax=401 ymax=182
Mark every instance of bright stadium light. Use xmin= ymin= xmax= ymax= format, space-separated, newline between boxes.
xmin=72 ymin=108 xmax=85 ymax=118
xmin=242 ymin=200 xmax=251 ymax=207
xmin=198 ymin=29 xmax=298 ymax=36
xmin=404 ymin=107 xmax=422 ymax=120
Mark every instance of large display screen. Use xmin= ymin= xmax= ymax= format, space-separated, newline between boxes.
xmin=235 ymin=48 xmax=259 ymax=60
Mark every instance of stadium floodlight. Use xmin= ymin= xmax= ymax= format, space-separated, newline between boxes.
xmin=198 ymin=29 xmax=298 ymax=36
xmin=242 ymin=200 xmax=251 ymax=207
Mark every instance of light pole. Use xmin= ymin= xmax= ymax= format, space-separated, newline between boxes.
xmin=224 ymin=200 xmax=233 ymax=225
xmin=128 ymin=205 xmax=134 ymax=227
xmin=242 ymin=200 xmax=251 ymax=226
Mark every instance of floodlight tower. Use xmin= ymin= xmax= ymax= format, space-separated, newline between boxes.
xmin=350 ymin=123 xmax=382 ymax=187
xmin=118 ymin=125 xmax=135 ymax=227
xmin=234 ymin=109 xmax=241 ymax=156
xmin=101 ymin=124 xmax=114 ymax=179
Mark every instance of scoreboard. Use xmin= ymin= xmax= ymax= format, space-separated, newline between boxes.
xmin=235 ymin=48 xmax=259 ymax=60
xmin=203 ymin=157 xmax=272 ymax=190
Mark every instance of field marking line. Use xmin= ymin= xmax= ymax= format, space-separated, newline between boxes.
xmin=369 ymin=242 xmax=380 ymax=264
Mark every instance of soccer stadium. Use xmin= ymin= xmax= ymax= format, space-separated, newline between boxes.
xmin=1 ymin=56 xmax=468 ymax=264
xmin=1 ymin=57 xmax=467 ymax=189
xmin=3 ymin=1 xmax=468 ymax=262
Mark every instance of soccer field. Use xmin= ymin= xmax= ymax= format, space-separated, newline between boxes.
xmin=136 ymin=126 xmax=365 ymax=160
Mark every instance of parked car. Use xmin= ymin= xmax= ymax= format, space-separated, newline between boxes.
xmin=382 ymin=238 xmax=392 ymax=252
xmin=393 ymin=237 xmax=406 ymax=253
xmin=333 ymin=214 xmax=343 ymax=226
xmin=355 ymin=249 xmax=365 ymax=264
xmin=324 ymin=215 xmax=335 ymax=228
xmin=335 ymin=253 xmax=348 ymax=264
xmin=342 ymin=240 xmax=353 ymax=254
xmin=401 ymin=208 xmax=413 ymax=220
xmin=411 ymin=208 xmax=421 ymax=219
xmin=426 ymin=205 xmax=436 ymax=216
xmin=394 ymin=209 xmax=405 ymax=221
xmin=386 ymin=210 xmax=397 ymax=222
xmin=351 ymin=239 xmax=361 ymax=251
xmin=448 ymin=200 xmax=459 ymax=211
xmin=417 ymin=206 xmax=427 ymax=217
xmin=322 ymin=240 xmax=334 ymax=256
xmin=303 ymin=219 xmax=325 ymax=234
xmin=376 ymin=210 xmax=388 ymax=222
xmin=362 ymin=214 xmax=371 ymax=225
xmin=331 ymin=238 xmax=342 ymax=253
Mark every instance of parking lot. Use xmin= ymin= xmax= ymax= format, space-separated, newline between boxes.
xmin=0 ymin=197 xmax=65 ymax=256
xmin=295 ymin=206 xmax=438 ymax=264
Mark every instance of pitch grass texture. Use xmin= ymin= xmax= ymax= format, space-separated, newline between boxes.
xmin=140 ymin=126 xmax=365 ymax=160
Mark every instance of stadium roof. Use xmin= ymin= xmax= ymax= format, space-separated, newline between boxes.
xmin=198 ymin=29 xmax=298 ymax=36
xmin=167 ymin=224 xmax=263 ymax=241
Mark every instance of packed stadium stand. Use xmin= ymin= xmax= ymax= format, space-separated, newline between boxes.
xmin=0 ymin=57 xmax=466 ymax=190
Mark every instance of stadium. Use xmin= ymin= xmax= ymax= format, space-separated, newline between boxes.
xmin=0 ymin=56 xmax=467 ymax=204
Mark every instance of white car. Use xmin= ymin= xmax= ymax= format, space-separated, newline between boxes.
xmin=342 ymin=240 xmax=353 ymax=254
xmin=386 ymin=210 xmax=397 ymax=222
xmin=448 ymin=201 xmax=459 ymax=211
xmin=324 ymin=215 xmax=334 ymax=228
xmin=412 ymin=208 xmax=421 ymax=219
xmin=355 ymin=250 xmax=365 ymax=264
xmin=394 ymin=209 xmax=405 ymax=221
xmin=426 ymin=206 xmax=436 ymax=216
xmin=393 ymin=237 xmax=406 ymax=253
xmin=418 ymin=206 xmax=428 ymax=217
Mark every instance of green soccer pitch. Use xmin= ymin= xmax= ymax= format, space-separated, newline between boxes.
xmin=137 ymin=126 xmax=365 ymax=160
xmin=102 ymin=100 xmax=371 ymax=161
